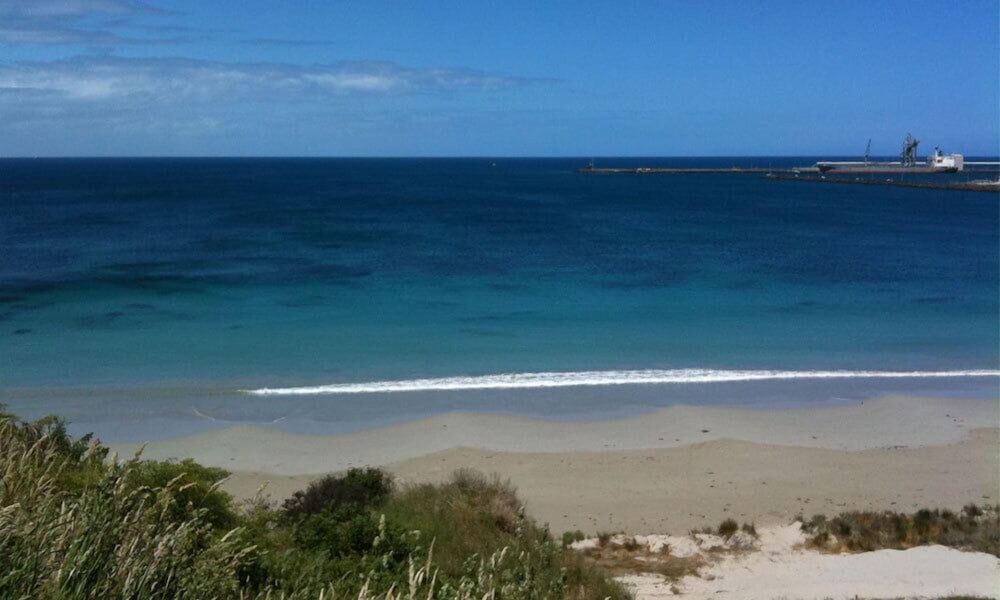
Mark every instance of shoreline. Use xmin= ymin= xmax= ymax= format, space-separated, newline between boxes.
xmin=111 ymin=395 xmax=1000 ymax=534
xmin=112 ymin=395 xmax=998 ymax=472
xmin=9 ymin=375 xmax=998 ymax=444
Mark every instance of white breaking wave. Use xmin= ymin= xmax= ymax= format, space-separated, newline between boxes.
xmin=243 ymin=368 xmax=1000 ymax=396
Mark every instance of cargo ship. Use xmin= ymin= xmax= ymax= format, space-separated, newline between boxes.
xmin=815 ymin=134 xmax=963 ymax=174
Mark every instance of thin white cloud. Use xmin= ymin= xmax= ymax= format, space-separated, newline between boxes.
xmin=241 ymin=38 xmax=339 ymax=48
xmin=0 ymin=0 xmax=167 ymax=46
xmin=0 ymin=27 xmax=116 ymax=44
xmin=0 ymin=56 xmax=532 ymax=102
xmin=0 ymin=0 xmax=160 ymax=19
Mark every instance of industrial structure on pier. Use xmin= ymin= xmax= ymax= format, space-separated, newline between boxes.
xmin=815 ymin=134 xmax=964 ymax=174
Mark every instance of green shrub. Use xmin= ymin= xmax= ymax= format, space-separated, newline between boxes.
xmin=128 ymin=458 xmax=238 ymax=530
xmin=382 ymin=472 xmax=526 ymax=575
xmin=0 ymin=409 xmax=629 ymax=600
xmin=293 ymin=508 xmax=414 ymax=561
xmin=283 ymin=467 xmax=393 ymax=519
xmin=381 ymin=470 xmax=628 ymax=598
xmin=448 ymin=468 xmax=521 ymax=533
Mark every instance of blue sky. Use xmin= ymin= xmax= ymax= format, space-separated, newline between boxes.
xmin=1 ymin=0 xmax=997 ymax=156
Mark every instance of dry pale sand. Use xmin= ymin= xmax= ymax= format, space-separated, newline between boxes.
xmin=112 ymin=395 xmax=1000 ymax=534
xmin=664 ymin=546 xmax=999 ymax=599
xmin=384 ymin=428 xmax=998 ymax=534
xmin=609 ymin=523 xmax=999 ymax=599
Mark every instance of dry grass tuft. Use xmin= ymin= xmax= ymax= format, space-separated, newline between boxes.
xmin=716 ymin=518 xmax=738 ymax=538
xmin=802 ymin=506 xmax=1000 ymax=556
xmin=578 ymin=542 xmax=703 ymax=581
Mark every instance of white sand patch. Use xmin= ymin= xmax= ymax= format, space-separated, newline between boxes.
xmin=724 ymin=529 xmax=757 ymax=549
xmin=571 ymin=531 xmax=736 ymax=558
xmin=633 ymin=534 xmax=676 ymax=554
xmin=660 ymin=535 xmax=700 ymax=558
xmin=609 ymin=525 xmax=998 ymax=599
xmin=568 ymin=538 xmax=599 ymax=551
xmin=616 ymin=574 xmax=676 ymax=599
xmin=673 ymin=545 xmax=999 ymax=600
xmin=756 ymin=521 xmax=807 ymax=554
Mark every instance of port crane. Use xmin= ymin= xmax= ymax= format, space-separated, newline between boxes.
xmin=901 ymin=133 xmax=919 ymax=167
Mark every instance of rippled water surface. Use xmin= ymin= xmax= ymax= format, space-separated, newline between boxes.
xmin=2 ymin=158 xmax=997 ymax=437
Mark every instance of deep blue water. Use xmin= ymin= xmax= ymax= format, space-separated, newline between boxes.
xmin=1 ymin=158 xmax=997 ymax=438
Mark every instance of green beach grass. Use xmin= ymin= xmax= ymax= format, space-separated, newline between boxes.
xmin=0 ymin=406 xmax=627 ymax=600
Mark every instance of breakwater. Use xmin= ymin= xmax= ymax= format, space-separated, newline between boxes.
xmin=577 ymin=166 xmax=819 ymax=174
xmin=763 ymin=174 xmax=1000 ymax=193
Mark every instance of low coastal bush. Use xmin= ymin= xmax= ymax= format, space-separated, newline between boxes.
xmin=378 ymin=468 xmax=625 ymax=600
xmin=128 ymin=457 xmax=238 ymax=529
xmin=716 ymin=518 xmax=739 ymax=538
xmin=621 ymin=536 xmax=640 ymax=551
xmin=280 ymin=467 xmax=407 ymax=562
xmin=0 ymin=408 xmax=629 ymax=599
xmin=283 ymin=467 xmax=393 ymax=519
xmin=802 ymin=506 xmax=1000 ymax=555
xmin=561 ymin=530 xmax=586 ymax=547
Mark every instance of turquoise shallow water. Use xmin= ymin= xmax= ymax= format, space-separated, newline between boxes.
xmin=1 ymin=158 xmax=997 ymax=439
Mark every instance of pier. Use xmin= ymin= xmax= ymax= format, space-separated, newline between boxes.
xmin=762 ymin=174 xmax=999 ymax=193
xmin=575 ymin=163 xmax=999 ymax=193
xmin=577 ymin=166 xmax=819 ymax=174
xmin=577 ymin=165 xmax=999 ymax=176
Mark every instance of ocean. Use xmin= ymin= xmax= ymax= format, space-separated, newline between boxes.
xmin=2 ymin=158 xmax=998 ymax=440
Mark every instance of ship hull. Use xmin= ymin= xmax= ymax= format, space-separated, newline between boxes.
xmin=815 ymin=163 xmax=958 ymax=175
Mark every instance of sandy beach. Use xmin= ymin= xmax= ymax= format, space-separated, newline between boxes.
xmin=605 ymin=523 xmax=999 ymax=599
xmin=112 ymin=394 xmax=999 ymax=534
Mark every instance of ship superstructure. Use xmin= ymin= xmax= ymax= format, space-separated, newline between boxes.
xmin=815 ymin=134 xmax=963 ymax=174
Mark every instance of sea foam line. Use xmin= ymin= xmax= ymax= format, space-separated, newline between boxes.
xmin=243 ymin=369 xmax=1000 ymax=396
